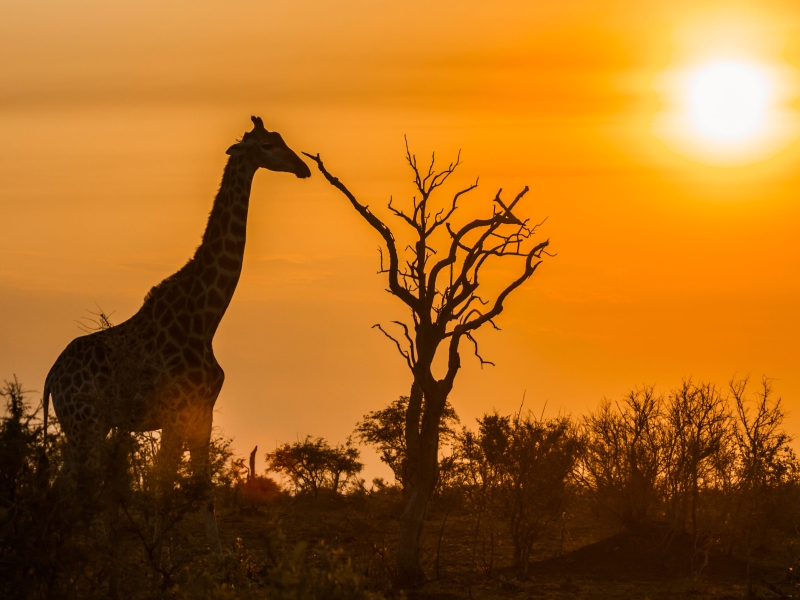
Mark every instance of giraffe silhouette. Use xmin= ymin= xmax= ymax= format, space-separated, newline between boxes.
xmin=42 ymin=117 xmax=310 ymax=552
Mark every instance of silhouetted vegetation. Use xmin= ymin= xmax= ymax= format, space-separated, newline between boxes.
xmin=3 ymin=371 xmax=800 ymax=598
xmin=454 ymin=411 xmax=581 ymax=573
xmin=355 ymin=396 xmax=460 ymax=495
xmin=0 ymin=380 xmax=381 ymax=599
xmin=266 ymin=436 xmax=364 ymax=498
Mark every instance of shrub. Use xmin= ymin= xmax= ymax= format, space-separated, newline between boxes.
xmin=453 ymin=410 xmax=581 ymax=573
xmin=266 ymin=436 xmax=363 ymax=498
xmin=578 ymin=387 xmax=664 ymax=529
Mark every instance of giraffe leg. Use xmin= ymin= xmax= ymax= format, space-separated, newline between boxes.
xmin=53 ymin=402 xmax=110 ymax=496
xmin=186 ymin=411 xmax=222 ymax=555
xmin=152 ymin=425 xmax=184 ymax=550
xmin=52 ymin=452 xmax=76 ymax=493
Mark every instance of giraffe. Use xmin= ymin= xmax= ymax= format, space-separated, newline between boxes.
xmin=42 ymin=116 xmax=310 ymax=553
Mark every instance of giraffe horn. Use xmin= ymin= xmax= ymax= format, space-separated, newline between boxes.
xmin=251 ymin=116 xmax=267 ymax=132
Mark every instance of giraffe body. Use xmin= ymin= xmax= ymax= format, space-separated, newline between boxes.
xmin=42 ymin=117 xmax=309 ymax=552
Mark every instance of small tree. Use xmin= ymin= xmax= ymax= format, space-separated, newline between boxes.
xmin=731 ymin=377 xmax=795 ymax=494
xmin=456 ymin=412 xmax=510 ymax=507
xmin=728 ymin=377 xmax=799 ymax=565
xmin=266 ymin=436 xmax=363 ymax=498
xmin=0 ymin=377 xmax=41 ymax=505
xmin=502 ymin=414 xmax=580 ymax=573
xmin=306 ymin=144 xmax=550 ymax=584
xmin=455 ymin=411 xmax=580 ymax=574
xmin=355 ymin=395 xmax=459 ymax=492
xmin=328 ymin=439 xmax=364 ymax=494
xmin=663 ymin=380 xmax=730 ymax=538
xmin=452 ymin=413 xmax=511 ymax=576
xmin=579 ymin=387 xmax=664 ymax=529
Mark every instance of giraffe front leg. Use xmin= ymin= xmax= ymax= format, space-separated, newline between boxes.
xmin=187 ymin=410 xmax=222 ymax=555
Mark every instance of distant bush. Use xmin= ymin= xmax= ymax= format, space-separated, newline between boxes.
xmin=236 ymin=475 xmax=282 ymax=507
xmin=452 ymin=410 xmax=581 ymax=574
xmin=576 ymin=377 xmax=800 ymax=571
xmin=578 ymin=386 xmax=664 ymax=528
xmin=266 ymin=436 xmax=363 ymax=498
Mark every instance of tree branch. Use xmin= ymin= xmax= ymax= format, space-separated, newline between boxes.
xmin=466 ymin=332 xmax=495 ymax=368
xmin=304 ymin=152 xmax=418 ymax=310
xmin=449 ymin=238 xmax=549 ymax=337
xmin=372 ymin=323 xmax=414 ymax=370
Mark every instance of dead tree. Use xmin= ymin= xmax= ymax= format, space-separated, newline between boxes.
xmin=305 ymin=143 xmax=550 ymax=586
xmin=248 ymin=445 xmax=257 ymax=483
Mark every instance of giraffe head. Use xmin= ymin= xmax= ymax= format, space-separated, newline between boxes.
xmin=226 ymin=116 xmax=311 ymax=178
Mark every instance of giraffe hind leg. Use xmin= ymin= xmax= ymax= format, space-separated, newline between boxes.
xmin=186 ymin=411 xmax=222 ymax=555
xmin=52 ymin=396 xmax=112 ymax=495
xmin=152 ymin=424 xmax=185 ymax=551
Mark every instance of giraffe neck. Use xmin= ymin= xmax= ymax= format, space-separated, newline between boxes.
xmin=191 ymin=154 xmax=257 ymax=337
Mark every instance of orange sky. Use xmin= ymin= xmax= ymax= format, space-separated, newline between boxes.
xmin=3 ymin=0 xmax=800 ymax=480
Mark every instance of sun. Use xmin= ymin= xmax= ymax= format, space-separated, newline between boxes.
xmin=687 ymin=60 xmax=771 ymax=142
xmin=648 ymin=14 xmax=800 ymax=164
xmin=652 ymin=52 xmax=798 ymax=165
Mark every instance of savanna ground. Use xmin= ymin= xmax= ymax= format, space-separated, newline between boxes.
xmin=147 ymin=489 xmax=797 ymax=599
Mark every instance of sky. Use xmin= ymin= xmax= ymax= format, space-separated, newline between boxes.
xmin=2 ymin=0 xmax=800 ymax=481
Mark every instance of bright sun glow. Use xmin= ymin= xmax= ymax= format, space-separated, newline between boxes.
xmin=687 ymin=61 xmax=770 ymax=142
xmin=652 ymin=50 xmax=798 ymax=165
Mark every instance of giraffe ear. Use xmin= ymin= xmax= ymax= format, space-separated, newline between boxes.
xmin=226 ymin=143 xmax=244 ymax=155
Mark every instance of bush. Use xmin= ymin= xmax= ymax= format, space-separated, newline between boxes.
xmin=576 ymin=378 xmax=800 ymax=570
xmin=0 ymin=375 xmax=275 ymax=598
xmin=237 ymin=475 xmax=282 ymax=507
xmin=266 ymin=436 xmax=363 ymax=498
xmin=171 ymin=535 xmax=386 ymax=600
xmin=453 ymin=410 xmax=581 ymax=574
xmin=579 ymin=387 xmax=664 ymax=528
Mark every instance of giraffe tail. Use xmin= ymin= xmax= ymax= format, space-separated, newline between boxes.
xmin=38 ymin=374 xmax=53 ymax=482
xmin=42 ymin=375 xmax=51 ymax=449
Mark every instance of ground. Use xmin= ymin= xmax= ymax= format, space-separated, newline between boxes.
xmin=202 ymin=490 xmax=799 ymax=599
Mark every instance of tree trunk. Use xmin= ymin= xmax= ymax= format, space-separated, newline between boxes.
xmin=396 ymin=487 xmax=429 ymax=586
xmin=395 ymin=379 xmax=446 ymax=586
xmin=691 ymin=464 xmax=699 ymax=539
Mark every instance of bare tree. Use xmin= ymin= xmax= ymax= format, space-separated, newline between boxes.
xmin=730 ymin=377 xmax=793 ymax=491
xmin=305 ymin=144 xmax=550 ymax=585
xmin=728 ymin=377 xmax=798 ymax=566
xmin=664 ymin=380 xmax=730 ymax=538
xmin=579 ymin=387 xmax=664 ymax=529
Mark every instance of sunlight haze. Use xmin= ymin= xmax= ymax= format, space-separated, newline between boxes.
xmin=3 ymin=0 xmax=800 ymax=480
